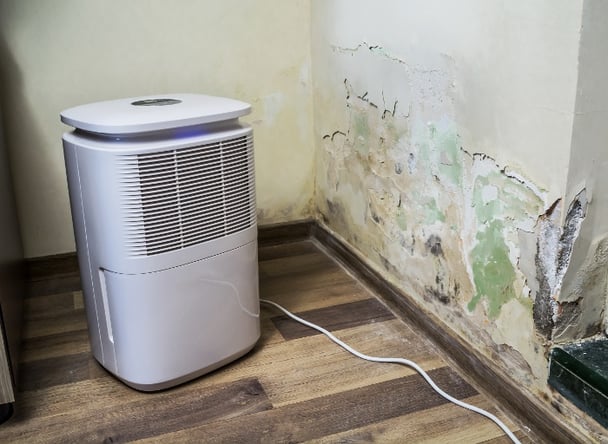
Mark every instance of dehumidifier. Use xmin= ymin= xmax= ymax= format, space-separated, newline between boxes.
xmin=61 ymin=94 xmax=260 ymax=391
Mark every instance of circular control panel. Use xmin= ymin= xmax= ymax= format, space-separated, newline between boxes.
xmin=131 ymin=98 xmax=182 ymax=106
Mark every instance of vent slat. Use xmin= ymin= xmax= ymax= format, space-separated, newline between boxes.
xmin=123 ymin=195 xmax=255 ymax=229
xmin=118 ymin=134 xmax=255 ymax=256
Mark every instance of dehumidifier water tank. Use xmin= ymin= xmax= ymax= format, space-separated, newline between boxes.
xmin=61 ymin=94 xmax=260 ymax=391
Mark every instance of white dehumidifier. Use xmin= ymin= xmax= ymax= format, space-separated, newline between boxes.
xmin=61 ymin=94 xmax=260 ymax=391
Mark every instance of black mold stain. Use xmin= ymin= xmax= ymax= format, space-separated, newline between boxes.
xmin=379 ymin=255 xmax=391 ymax=272
xmin=556 ymin=193 xmax=587 ymax=279
xmin=394 ymin=162 xmax=403 ymax=174
xmin=551 ymin=400 xmax=563 ymax=415
xmin=322 ymin=130 xmax=347 ymax=141
xmin=533 ymin=277 xmax=555 ymax=338
xmin=326 ymin=199 xmax=339 ymax=216
xmin=554 ymin=299 xmax=602 ymax=338
xmin=378 ymin=254 xmax=400 ymax=276
xmin=323 ymin=199 xmax=350 ymax=233
xmin=407 ymin=152 xmax=415 ymax=174
xmin=425 ymin=235 xmax=444 ymax=257
xmin=425 ymin=286 xmax=450 ymax=305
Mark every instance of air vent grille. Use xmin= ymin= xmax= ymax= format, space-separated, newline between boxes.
xmin=118 ymin=134 xmax=255 ymax=256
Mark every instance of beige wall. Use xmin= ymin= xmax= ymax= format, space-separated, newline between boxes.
xmin=311 ymin=0 xmax=586 ymax=416
xmin=0 ymin=0 xmax=315 ymax=257
xmin=559 ymin=0 xmax=608 ymax=339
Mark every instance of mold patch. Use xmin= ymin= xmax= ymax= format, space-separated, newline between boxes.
xmin=468 ymin=220 xmax=517 ymax=318
xmin=315 ymin=40 xmax=575 ymax=387
xmin=425 ymin=234 xmax=444 ymax=257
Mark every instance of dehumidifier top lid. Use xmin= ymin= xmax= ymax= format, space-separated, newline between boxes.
xmin=60 ymin=93 xmax=251 ymax=135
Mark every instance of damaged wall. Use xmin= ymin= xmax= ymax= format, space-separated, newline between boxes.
xmin=558 ymin=0 xmax=608 ymax=341
xmin=311 ymin=0 xmax=584 ymax=393
xmin=0 ymin=0 xmax=315 ymax=257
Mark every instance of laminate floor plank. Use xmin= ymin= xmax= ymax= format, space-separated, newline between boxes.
xmin=270 ymin=297 xmax=395 ymax=340
xmin=1 ymin=240 xmax=532 ymax=443
xmin=309 ymin=394 xmax=532 ymax=444
xmin=142 ymin=367 xmax=477 ymax=443
xmin=21 ymin=308 xmax=87 ymax=339
xmin=261 ymin=279 xmax=371 ymax=313
xmin=4 ymin=378 xmax=271 ymax=443
xmin=26 ymin=275 xmax=81 ymax=298
xmin=19 ymin=351 xmax=106 ymax=391
xmin=20 ymin=328 xmax=90 ymax=363
xmin=22 ymin=291 xmax=77 ymax=320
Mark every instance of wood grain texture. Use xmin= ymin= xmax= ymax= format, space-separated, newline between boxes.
xmin=1 ymin=238 xmax=534 ymax=443
xmin=271 ymin=298 xmax=395 ymax=340
xmin=257 ymin=219 xmax=314 ymax=247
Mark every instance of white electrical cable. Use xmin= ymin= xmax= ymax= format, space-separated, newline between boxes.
xmin=260 ymin=298 xmax=522 ymax=444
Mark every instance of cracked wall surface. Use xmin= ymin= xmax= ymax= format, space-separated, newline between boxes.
xmin=311 ymin=0 xmax=585 ymax=395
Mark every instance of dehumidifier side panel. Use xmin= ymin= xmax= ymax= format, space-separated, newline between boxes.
xmin=102 ymin=241 xmax=260 ymax=390
xmin=63 ymin=140 xmax=119 ymax=373
xmin=62 ymin=142 xmax=105 ymax=365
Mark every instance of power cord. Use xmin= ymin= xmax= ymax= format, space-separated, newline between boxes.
xmin=260 ymin=298 xmax=522 ymax=444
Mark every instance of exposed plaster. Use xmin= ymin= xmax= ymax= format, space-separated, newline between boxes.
xmin=532 ymin=190 xmax=588 ymax=340
xmin=553 ymin=233 xmax=608 ymax=342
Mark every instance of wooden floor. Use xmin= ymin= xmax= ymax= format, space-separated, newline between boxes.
xmin=0 ymin=240 xmax=532 ymax=443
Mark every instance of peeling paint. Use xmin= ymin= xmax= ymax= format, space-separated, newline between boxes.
xmin=554 ymin=233 xmax=608 ymax=341
xmin=532 ymin=190 xmax=588 ymax=339
xmin=315 ymin=40 xmax=585 ymax=390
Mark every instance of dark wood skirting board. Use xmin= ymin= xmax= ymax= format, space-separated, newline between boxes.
xmin=256 ymin=219 xmax=315 ymax=246
xmin=22 ymin=219 xmax=595 ymax=441
xmin=309 ymin=222 xmax=592 ymax=443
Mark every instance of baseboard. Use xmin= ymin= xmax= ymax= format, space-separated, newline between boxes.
xmin=311 ymin=222 xmax=597 ymax=443
xmin=257 ymin=219 xmax=315 ymax=246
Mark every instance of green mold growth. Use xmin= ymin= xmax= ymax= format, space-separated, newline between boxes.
xmin=426 ymin=122 xmax=463 ymax=186
xmin=473 ymin=171 xmax=543 ymax=224
xmin=424 ymin=198 xmax=446 ymax=224
xmin=468 ymin=220 xmax=517 ymax=318
xmin=436 ymin=130 xmax=463 ymax=187
xmin=414 ymin=122 xmax=463 ymax=187
xmin=417 ymin=140 xmax=431 ymax=167
xmin=469 ymin=168 xmax=543 ymax=318
xmin=472 ymin=176 xmax=501 ymax=223
xmin=383 ymin=119 xmax=409 ymax=153
xmin=396 ymin=207 xmax=408 ymax=231
xmin=351 ymin=111 xmax=370 ymax=155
